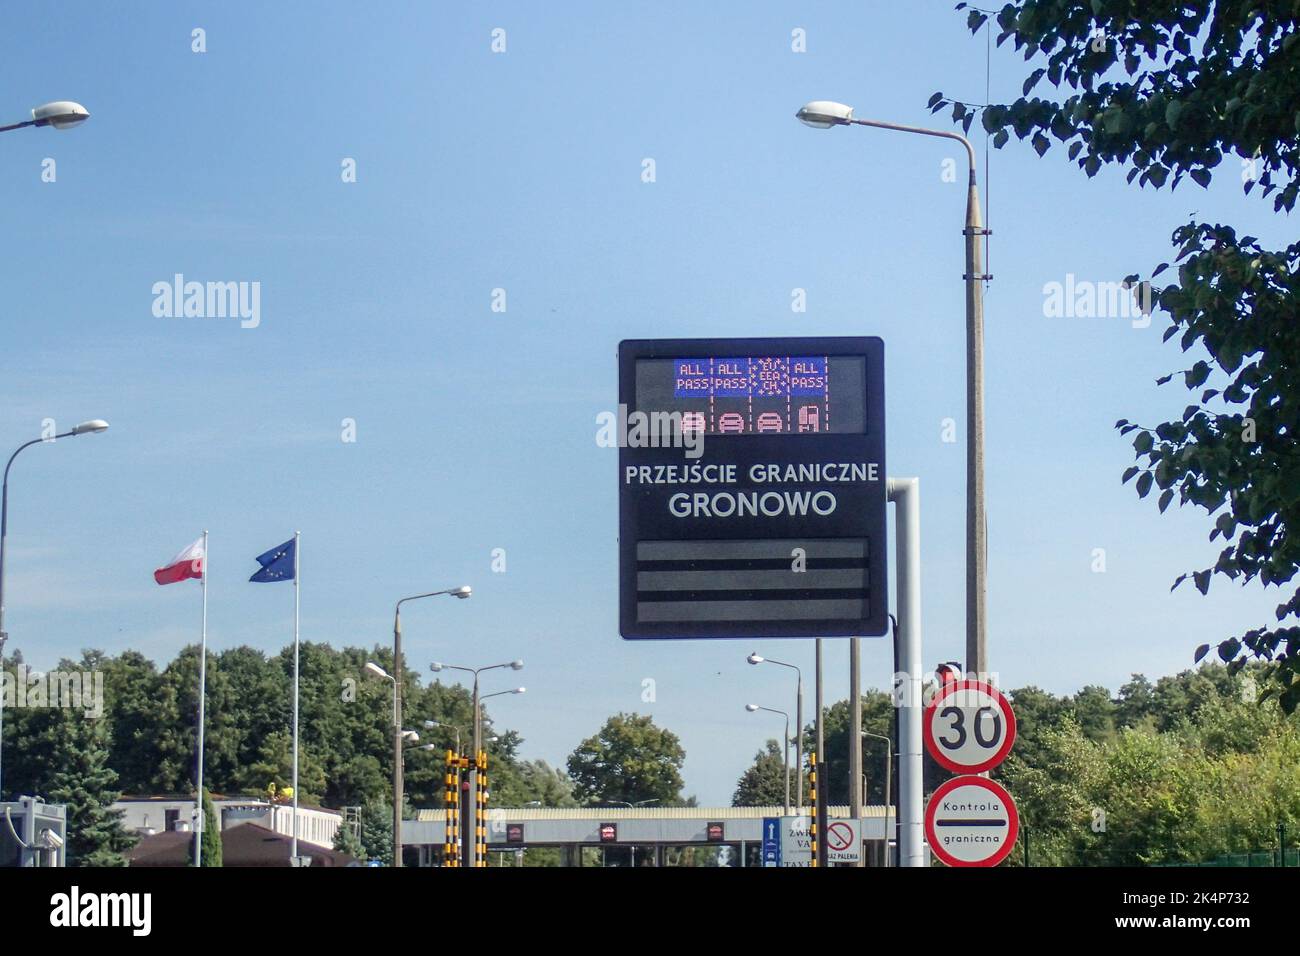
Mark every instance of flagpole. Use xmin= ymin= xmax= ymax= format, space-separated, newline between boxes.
xmin=291 ymin=530 xmax=300 ymax=863
xmin=195 ymin=530 xmax=208 ymax=868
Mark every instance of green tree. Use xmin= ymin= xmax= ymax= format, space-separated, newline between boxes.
xmin=815 ymin=692 xmax=901 ymax=805
xmin=935 ymin=1 xmax=1300 ymax=709
xmin=1000 ymin=717 xmax=1103 ymax=866
xmin=192 ymin=788 xmax=221 ymax=867
xmin=1070 ymin=685 xmax=1118 ymax=742
xmin=98 ymin=650 xmax=164 ymax=794
xmin=44 ymin=708 xmax=134 ymax=866
xmin=231 ymin=729 xmax=327 ymax=802
xmin=732 ymin=739 xmax=789 ymax=807
xmin=1003 ymin=685 xmax=1070 ymax=769
xmin=357 ymin=798 xmax=395 ymax=865
xmin=1002 ymin=664 xmax=1300 ymax=865
xmin=566 ymin=713 xmax=685 ymax=806
xmin=494 ymin=758 xmax=577 ymax=808
xmin=1115 ymin=674 xmax=1156 ymax=730
xmin=332 ymin=819 xmax=365 ymax=859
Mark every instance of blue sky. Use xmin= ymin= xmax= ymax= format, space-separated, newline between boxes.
xmin=0 ymin=2 xmax=1287 ymax=804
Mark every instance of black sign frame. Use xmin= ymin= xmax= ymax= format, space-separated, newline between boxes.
xmin=618 ymin=336 xmax=887 ymax=640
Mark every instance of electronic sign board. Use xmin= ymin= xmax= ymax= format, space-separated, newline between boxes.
xmin=618 ymin=337 xmax=886 ymax=639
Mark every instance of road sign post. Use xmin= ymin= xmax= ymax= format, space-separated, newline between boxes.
xmin=824 ymin=819 xmax=862 ymax=865
xmin=923 ymin=678 xmax=1017 ymax=774
xmin=761 ymin=817 xmax=782 ymax=867
xmin=617 ymin=338 xmax=887 ymax=640
xmin=924 ymin=775 xmax=1018 ymax=867
xmin=923 ymin=679 xmax=1019 ymax=867
xmin=779 ymin=815 xmax=812 ymax=867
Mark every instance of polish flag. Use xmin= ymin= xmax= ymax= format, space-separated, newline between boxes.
xmin=154 ymin=536 xmax=205 ymax=585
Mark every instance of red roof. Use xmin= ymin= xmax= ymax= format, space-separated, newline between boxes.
xmin=128 ymin=823 xmax=357 ymax=868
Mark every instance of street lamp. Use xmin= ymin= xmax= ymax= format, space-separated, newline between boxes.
xmin=0 ymin=101 xmax=90 ymax=134
xmin=746 ymin=704 xmax=791 ymax=816
xmin=797 ymin=98 xmax=990 ymax=678
xmin=479 ymin=687 xmax=525 ymax=745
xmin=746 ymin=652 xmax=803 ymax=809
xmin=388 ymin=586 xmax=471 ymax=868
xmin=423 ymin=720 xmax=502 ymax=753
xmin=429 ymin=660 xmax=523 ymax=867
xmin=0 ymin=419 xmax=109 ymax=797
xmin=862 ymin=731 xmax=892 ymax=867
xmin=364 ymin=661 xmax=397 ymax=727
xmin=429 ymin=660 xmax=523 ymax=759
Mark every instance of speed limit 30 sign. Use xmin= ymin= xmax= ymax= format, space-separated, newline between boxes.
xmin=923 ymin=679 xmax=1016 ymax=774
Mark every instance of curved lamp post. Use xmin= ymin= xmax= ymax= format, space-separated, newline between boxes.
xmin=746 ymin=652 xmax=803 ymax=809
xmin=862 ymin=730 xmax=893 ymax=867
xmin=746 ymin=703 xmax=792 ymax=816
xmin=387 ymin=586 xmax=471 ymax=868
xmin=0 ymin=419 xmax=109 ymax=796
xmin=796 ymin=99 xmax=989 ymax=679
xmin=430 ymin=660 xmax=523 ymax=868
xmin=429 ymin=659 xmax=523 ymax=761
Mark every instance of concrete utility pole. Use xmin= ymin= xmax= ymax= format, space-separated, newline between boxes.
xmin=796 ymin=100 xmax=988 ymax=679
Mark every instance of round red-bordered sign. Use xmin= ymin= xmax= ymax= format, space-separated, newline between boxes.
xmin=825 ymin=821 xmax=855 ymax=853
xmin=925 ymin=775 xmax=1019 ymax=868
xmin=923 ymin=679 xmax=1016 ymax=773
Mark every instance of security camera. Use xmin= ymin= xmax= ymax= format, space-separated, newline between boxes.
xmin=39 ymin=829 xmax=64 ymax=850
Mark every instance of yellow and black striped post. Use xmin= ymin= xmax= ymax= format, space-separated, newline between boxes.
xmin=476 ymin=749 xmax=489 ymax=867
xmin=809 ymin=751 xmax=819 ymax=868
xmin=444 ymin=749 xmax=459 ymax=867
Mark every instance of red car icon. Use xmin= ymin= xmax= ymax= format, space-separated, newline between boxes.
xmin=756 ymin=412 xmax=784 ymax=433
xmin=718 ymin=413 xmax=746 ymax=433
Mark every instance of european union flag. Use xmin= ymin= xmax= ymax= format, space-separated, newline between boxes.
xmin=250 ymin=537 xmax=296 ymax=582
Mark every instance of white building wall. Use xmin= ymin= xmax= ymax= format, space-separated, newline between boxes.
xmin=112 ymin=799 xmax=342 ymax=849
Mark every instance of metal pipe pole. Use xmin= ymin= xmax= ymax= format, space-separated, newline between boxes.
xmin=814 ymin=638 xmax=826 ymax=866
xmin=470 ymin=675 xmax=480 ymax=868
xmin=862 ymin=731 xmax=892 ymax=867
xmin=391 ymin=607 xmax=403 ymax=868
xmin=849 ymin=637 xmax=863 ymax=866
xmin=0 ymin=435 xmax=64 ymax=797
xmin=795 ymin=674 xmax=803 ymax=810
xmin=195 ymin=531 xmax=209 ymax=867
xmin=884 ymin=742 xmax=892 ymax=867
xmin=390 ymin=586 xmax=470 ymax=867
xmin=887 ymin=478 xmax=924 ymax=866
xmin=291 ymin=531 xmax=300 ymax=862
